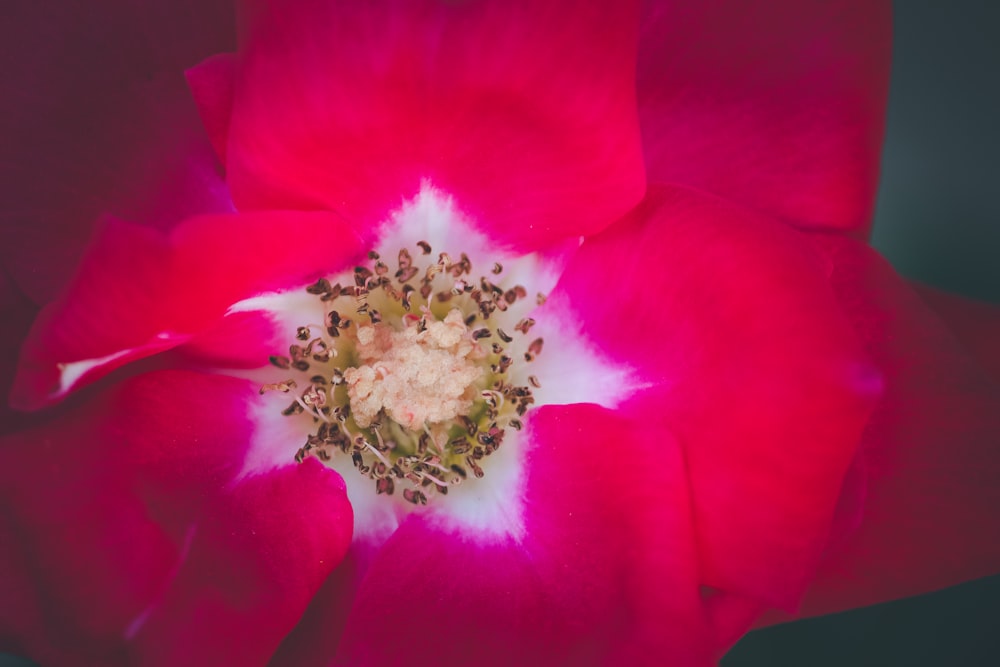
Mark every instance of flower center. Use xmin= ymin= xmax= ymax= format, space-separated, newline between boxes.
xmin=345 ymin=310 xmax=484 ymax=431
xmin=263 ymin=242 xmax=545 ymax=504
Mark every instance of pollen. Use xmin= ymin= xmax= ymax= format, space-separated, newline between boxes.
xmin=262 ymin=241 xmax=545 ymax=503
xmin=344 ymin=310 xmax=484 ymax=430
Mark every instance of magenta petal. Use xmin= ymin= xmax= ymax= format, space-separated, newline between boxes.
xmin=11 ymin=210 xmax=364 ymax=409
xmin=335 ymin=404 xmax=715 ymax=667
xmin=223 ymin=0 xmax=645 ymax=250
xmin=1 ymin=1 xmax=236 ymax=303
xmin=791 ymin=236 xmax=1000 ymax=616
xmin=638 ymin=1 xmax=891 ymax=233
xmin=912 ymin=284 xmax=1000 ymax=383
xmin=186 ymin=53 xmax=237 ymax=164
xmin=127 ymin=460 xmax=352 ymax=666
xmin=0 ymin=370 xmax=353 ymax=665
xmin=268 ymin=549 xmax=363 ymax=666
xmin=549 ymin=185 xmax=878 ymax=611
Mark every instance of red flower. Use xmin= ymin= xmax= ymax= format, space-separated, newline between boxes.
xmin=1 ymin=2 xmax=998 ymax=666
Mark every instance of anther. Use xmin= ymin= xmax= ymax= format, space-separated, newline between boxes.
xmin=354 ymin=266 xmax=373 ymax=287
xmin=466 ymin=457 xmax=485 ymax=479
xmin=278 ymin=243 xmax=549 ymax=501
xmin=259 ymin=379 xmax=297 ymax=394
xmin=306 ymin=278 xmax=332 ymax=295
xmin=269 ymin=355 xmax=291 ymax=369
xmin=403 ymin=488 xmax=428 ymax=505
xmin=396 ymin=265 xmax=419 ymax=283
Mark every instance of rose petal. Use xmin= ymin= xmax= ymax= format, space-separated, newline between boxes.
xmin=218 ymin=0 xmax=645 ymax=250
xmin=0 ymin=370 xmax=352 ymax=665
xmin=637 ymin=0 xmax=891 ymax=233
xmin=185 ymin=53 xmax=238 ymax=164
xmin=791 ymin=235 xmax=1000 ymax=616
xmin=0 ymin=1 xmax=235 ymax=303
xmin=333 ymin=404 xmax=714 ymax=667
xmin=912 ymin=283 xmax=1000 ymax=382
xmin=548 ymin=185 xmax=878 ymax=610
xmin=11 ymin=211 xmax=364 ymax=409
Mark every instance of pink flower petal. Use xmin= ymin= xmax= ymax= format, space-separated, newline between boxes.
xmin=638 ymin=0 xmax=891 ymax=233
xmin=0 ymin=370 xmax=353 ymax=665
xmin=790 ymin=235 xmax=1000 ymax=617
xmin=11 ymin=211 xmax=364 ymax=409
xmin=912 ymin=283 xmax=1000 ymax=382
xmin=185 ymin=53 xmax=237 ymax=165
xmin=549 ymin=185 xmax=879 ymax=611
xmin=1 ymin=1 xmax=235 ymax=303
xmin=217 ymin=0 xmax=645 ymax=250
xmin=333 ymin=404 xmax=715 ymax=667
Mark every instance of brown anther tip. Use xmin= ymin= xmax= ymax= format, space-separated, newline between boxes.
xmin=368 ymin=250 xmax=380 ymax=260
xmin=269 ymin=355 xmax=291 ymax=369
xmin=306 ymin=278 xmax=332 ymax=295
xmin=528 ymin=337 xmax=544 ymax=357
xmin=492 ymin=262 xmax=503 ymax=274
xmin=396 ymin=265 xmax=419 ymax=283
xmin=417 ymin=240 xmax=432 ymax=254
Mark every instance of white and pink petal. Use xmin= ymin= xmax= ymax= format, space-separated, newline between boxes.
xmin=199 ymin=0 xmax=645 ymax=251
xmin=11 ymin=211 xmax=365 ymax=409
xmin=333 ymin=404 xmax=716 ymax=667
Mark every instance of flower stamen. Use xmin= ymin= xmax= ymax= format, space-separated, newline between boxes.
xmin=264 ymin=242 xmax=546 ymax=502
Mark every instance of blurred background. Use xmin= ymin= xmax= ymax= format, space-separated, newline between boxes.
xmin=726 ymin=0 xmax=1000 ymax=664
xmin=2 ymin=1 xmax=998 ymax=665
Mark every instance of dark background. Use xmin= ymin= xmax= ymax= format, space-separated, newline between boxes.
xmin=3 ymin=1 xmax=998 ymax=665
xmin=725 ymin=0 xmax=1000 ymax=665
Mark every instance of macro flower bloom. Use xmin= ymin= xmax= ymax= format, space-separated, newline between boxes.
xmin=2 ymin=1 xmax=999 ymax=666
